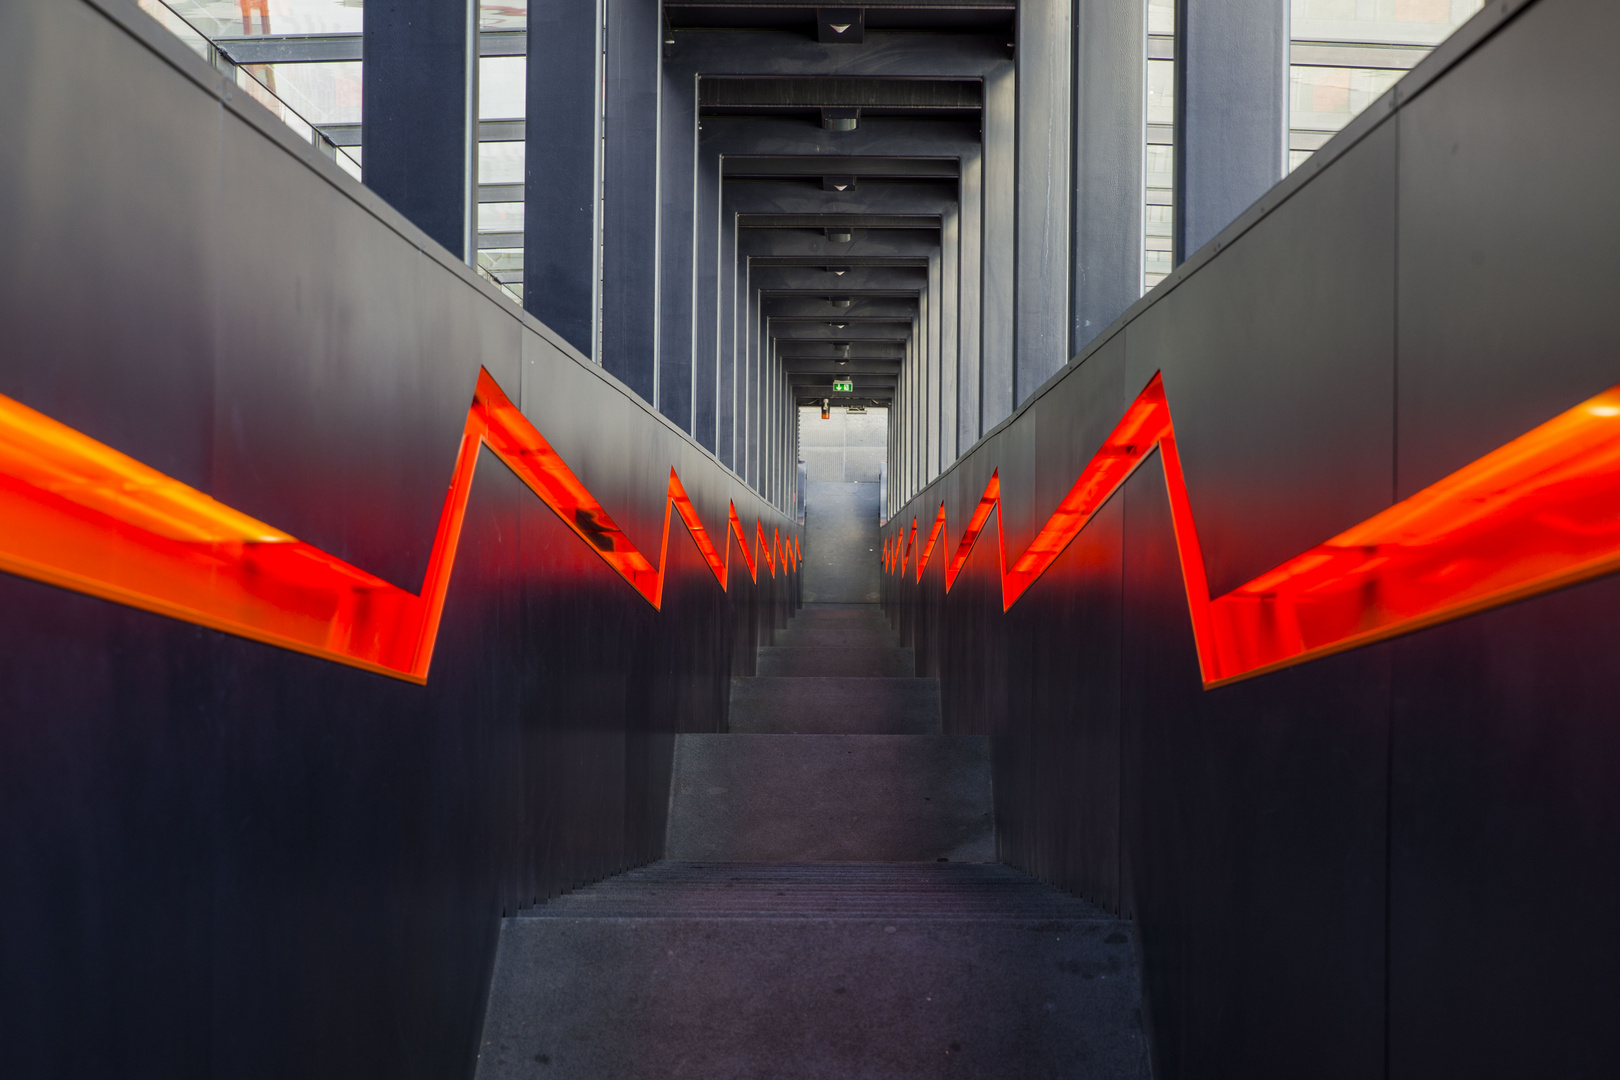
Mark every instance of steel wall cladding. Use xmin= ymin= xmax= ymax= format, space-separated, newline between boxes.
xmin=0 ymin=2 xmax=798 ymax=1078
xmin=883 ymin=0 xmax=1619 ymax=1076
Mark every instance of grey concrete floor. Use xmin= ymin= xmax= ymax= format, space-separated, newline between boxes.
xmin=475 ymin=605 xmax=1148 ymax=1078
xmin=802 ymin=481 xmax=881 ymax=603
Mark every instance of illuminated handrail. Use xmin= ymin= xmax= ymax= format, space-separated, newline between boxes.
xmin=0 ymin=368 xmax=797 ymax=684
xmin=888 ymin=372 xmax=1620 ymax=688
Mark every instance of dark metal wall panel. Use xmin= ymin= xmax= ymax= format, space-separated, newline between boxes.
xmin=0 ymin=0 xmax=221 ymax=493
xmin=214 ymin=120 xmax=520 ymax=592
xmin=1124 ymin=119 xmax=1396 ymax=598
xmin=1386 ymin=582 xmax=1620 ymax=1079
xmin=0 ymin=5 xmax=801 ymax=1079
xmin=1120 ymin=455 xmax=1390 ymax=1079
xmin=1387 ymin=1 xmax=1620 ymax=1074
xmin=881 ymin=1 xmax=1620 ymax=1074
xmin=1394 ymin=0 xmax=1620 ymax=498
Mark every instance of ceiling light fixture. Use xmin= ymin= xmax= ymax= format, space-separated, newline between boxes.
xmin=821 ymin=108 xmax=859 ymax=132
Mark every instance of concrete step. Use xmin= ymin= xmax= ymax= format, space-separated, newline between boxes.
xmin=729 ymin=676 xmax=940 ymax=735
xmin=792 ymin=604 xmax=888 ymax=622
xmin=758 ymin=646 xmax=913 ymax=678
xmin=476 ymin=864 xmax=1149 ymax=1080
xmin=773 ymin=626 xmax=898 ymax=649
xmin=522 ymin=861 xmax=1111 ymax=920
xmin=665 ymin=734 xmax=993 ymax=862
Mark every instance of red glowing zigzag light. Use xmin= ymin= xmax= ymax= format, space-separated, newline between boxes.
xmin=888 ymin=372 xmax=1620 ymax=688
xmin=0 ymin=368 xmax=798 ymax=684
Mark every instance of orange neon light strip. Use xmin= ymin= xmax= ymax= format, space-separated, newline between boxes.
xmin=890 ymin=372 xmax=1620 ymax=688
xmin=0 ymin=368 xmax=796 ymax=684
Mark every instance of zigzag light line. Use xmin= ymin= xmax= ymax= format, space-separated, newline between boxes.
xmin=0 ymin=367 xmax=798 ymax=684
xmin=888 ymin=372 xmax=1620 ymax=688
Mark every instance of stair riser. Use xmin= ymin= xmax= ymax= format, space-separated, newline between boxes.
xmin=774 ymin=628 xmax=898 ymax=648
xmin=758 ymin=647 xmax=913 ymax=678
xmin=729 ymin=677 xmax=941 ymax=735
xmin=666 ymin=734 xmax=993 ymax=862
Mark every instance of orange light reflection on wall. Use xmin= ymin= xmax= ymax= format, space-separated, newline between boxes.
xmin=0 ymin=368 xmax=795 ymax=683
xmin=887 ymin=372 xmax=1620 ymax=688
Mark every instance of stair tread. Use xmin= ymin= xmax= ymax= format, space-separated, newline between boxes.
xmin=758 ymin=645 xmax=913 ymax=677
xmin=519 ymin=861 xmax=1114 ymax=920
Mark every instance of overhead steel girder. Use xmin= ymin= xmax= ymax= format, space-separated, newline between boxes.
xmin=762 ymin=296 xmax=920 ymax=319
xmin=780 ymin=359 xmax=904 ymax=375
xmin=700 ymin=76 xmax=982 ymax=117
xmin=667 ymin=2 xmax=1015 ymax=33
xmin=778 ymin=341 xmax=907 ymax=360
xmin=739 ymin=230 xmax=941 ymax=260
xmin=772 ymin=322 xmax=913 ymax=341
xmin=747 ymin=266 xmax=927 ymax=291
xmin=740 ymin=214 xmax=941 ymax=229
xmin=723 ymin=157 xmax=960 ymax=180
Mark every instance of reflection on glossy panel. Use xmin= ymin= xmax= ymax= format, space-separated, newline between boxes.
xmin=891 ymin=372 xmax=1620 ymax=687
xmin=0 ymin=369 xmax=796 ymax=684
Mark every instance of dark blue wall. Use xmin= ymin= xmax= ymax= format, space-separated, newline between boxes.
xmin=0 ymin=2 xmax=796 ymax=1077
xmin=884 ymin=0 xmax=1620 ymax=1075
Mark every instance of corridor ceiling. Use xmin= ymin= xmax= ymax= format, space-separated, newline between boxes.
xmin=673 ymin=1 xmax=1016 ymax=409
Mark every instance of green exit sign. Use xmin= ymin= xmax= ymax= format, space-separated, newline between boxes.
xmin=832 ymin=378 xmax=854 ymax=393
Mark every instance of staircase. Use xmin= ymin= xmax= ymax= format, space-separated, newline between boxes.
xmin=474 ymin=602 xmax=1150 ymax=1078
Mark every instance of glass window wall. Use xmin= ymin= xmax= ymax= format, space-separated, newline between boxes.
xmin=1145 ymin=0 xmax=1175 ymax=291
xmin=1289 ymin=0 xmax=1485 ymax=169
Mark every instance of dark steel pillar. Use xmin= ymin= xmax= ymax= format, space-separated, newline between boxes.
xmin=601 ymin=0 xmax=661 ymax=404
xmin=980 ymin=63 xmax=1016 ymax=433
xmin=525 ymin=0 xmax=599 ymax=357
xmin=362 ymin=0 xmax=474 ymax=258
xmin=1014 ymin=0 xmax=1073 ymax=406
xmin=1174 ymin=0 xmax=1289 ymax=261
xmin=1072 ymin=0 xmax=1146 ymax=350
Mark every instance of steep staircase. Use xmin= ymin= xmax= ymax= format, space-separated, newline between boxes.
xmin=474 ymin=602 xmax=1150 ymax=1078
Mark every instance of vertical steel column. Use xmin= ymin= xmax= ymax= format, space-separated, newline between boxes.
xmin=1072 ymin=0 xmax=1146 ymax=350
xmin=925 ymin=258 xmax=941 ymax=481
xmin=601 ymin=0 xmax=662 ymax=402
xmin=1014 ymin=0 xmax=1074 ymax=406
xmin=1174 ymin=0 xmax=1289 ymax=261
xmin=362 ymin=0 xmax=472 ymax=258
xmin=940 ymin=205 xmax=960 ymax=467
xmin=980 ymin=62 xmax=1016 ymax=433
xmin=524 ymin=0 xmax=600 ymax=357
xmin=957 ymin=144 xmax=984 ymax=454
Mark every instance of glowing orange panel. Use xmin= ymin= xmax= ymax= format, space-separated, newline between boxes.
xmin=886 ymin=372 xmax=1620 ymax=688
xmin=0 ymin=368 xmax=793 ymax=683
xmin=914 ymin=504 xmax=946 ymax=583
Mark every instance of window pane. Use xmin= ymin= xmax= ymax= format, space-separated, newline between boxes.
xmin=256 ymin=61 xmax=362 ymax=127
xmin=1148 ymin=0 xmax=1175 ymax=35
xmin=1146 ymin=59 xmax=1175 ymax=127
xmin=480 ymin=56 xmax=527 ymax=120
xmin=1291 ymin=0 xmax=1486 ymax=47
xmin=480 ymin=142 xmax=526 ymax=185
xmin=169 ymin=0 xmax=365 ymax=40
